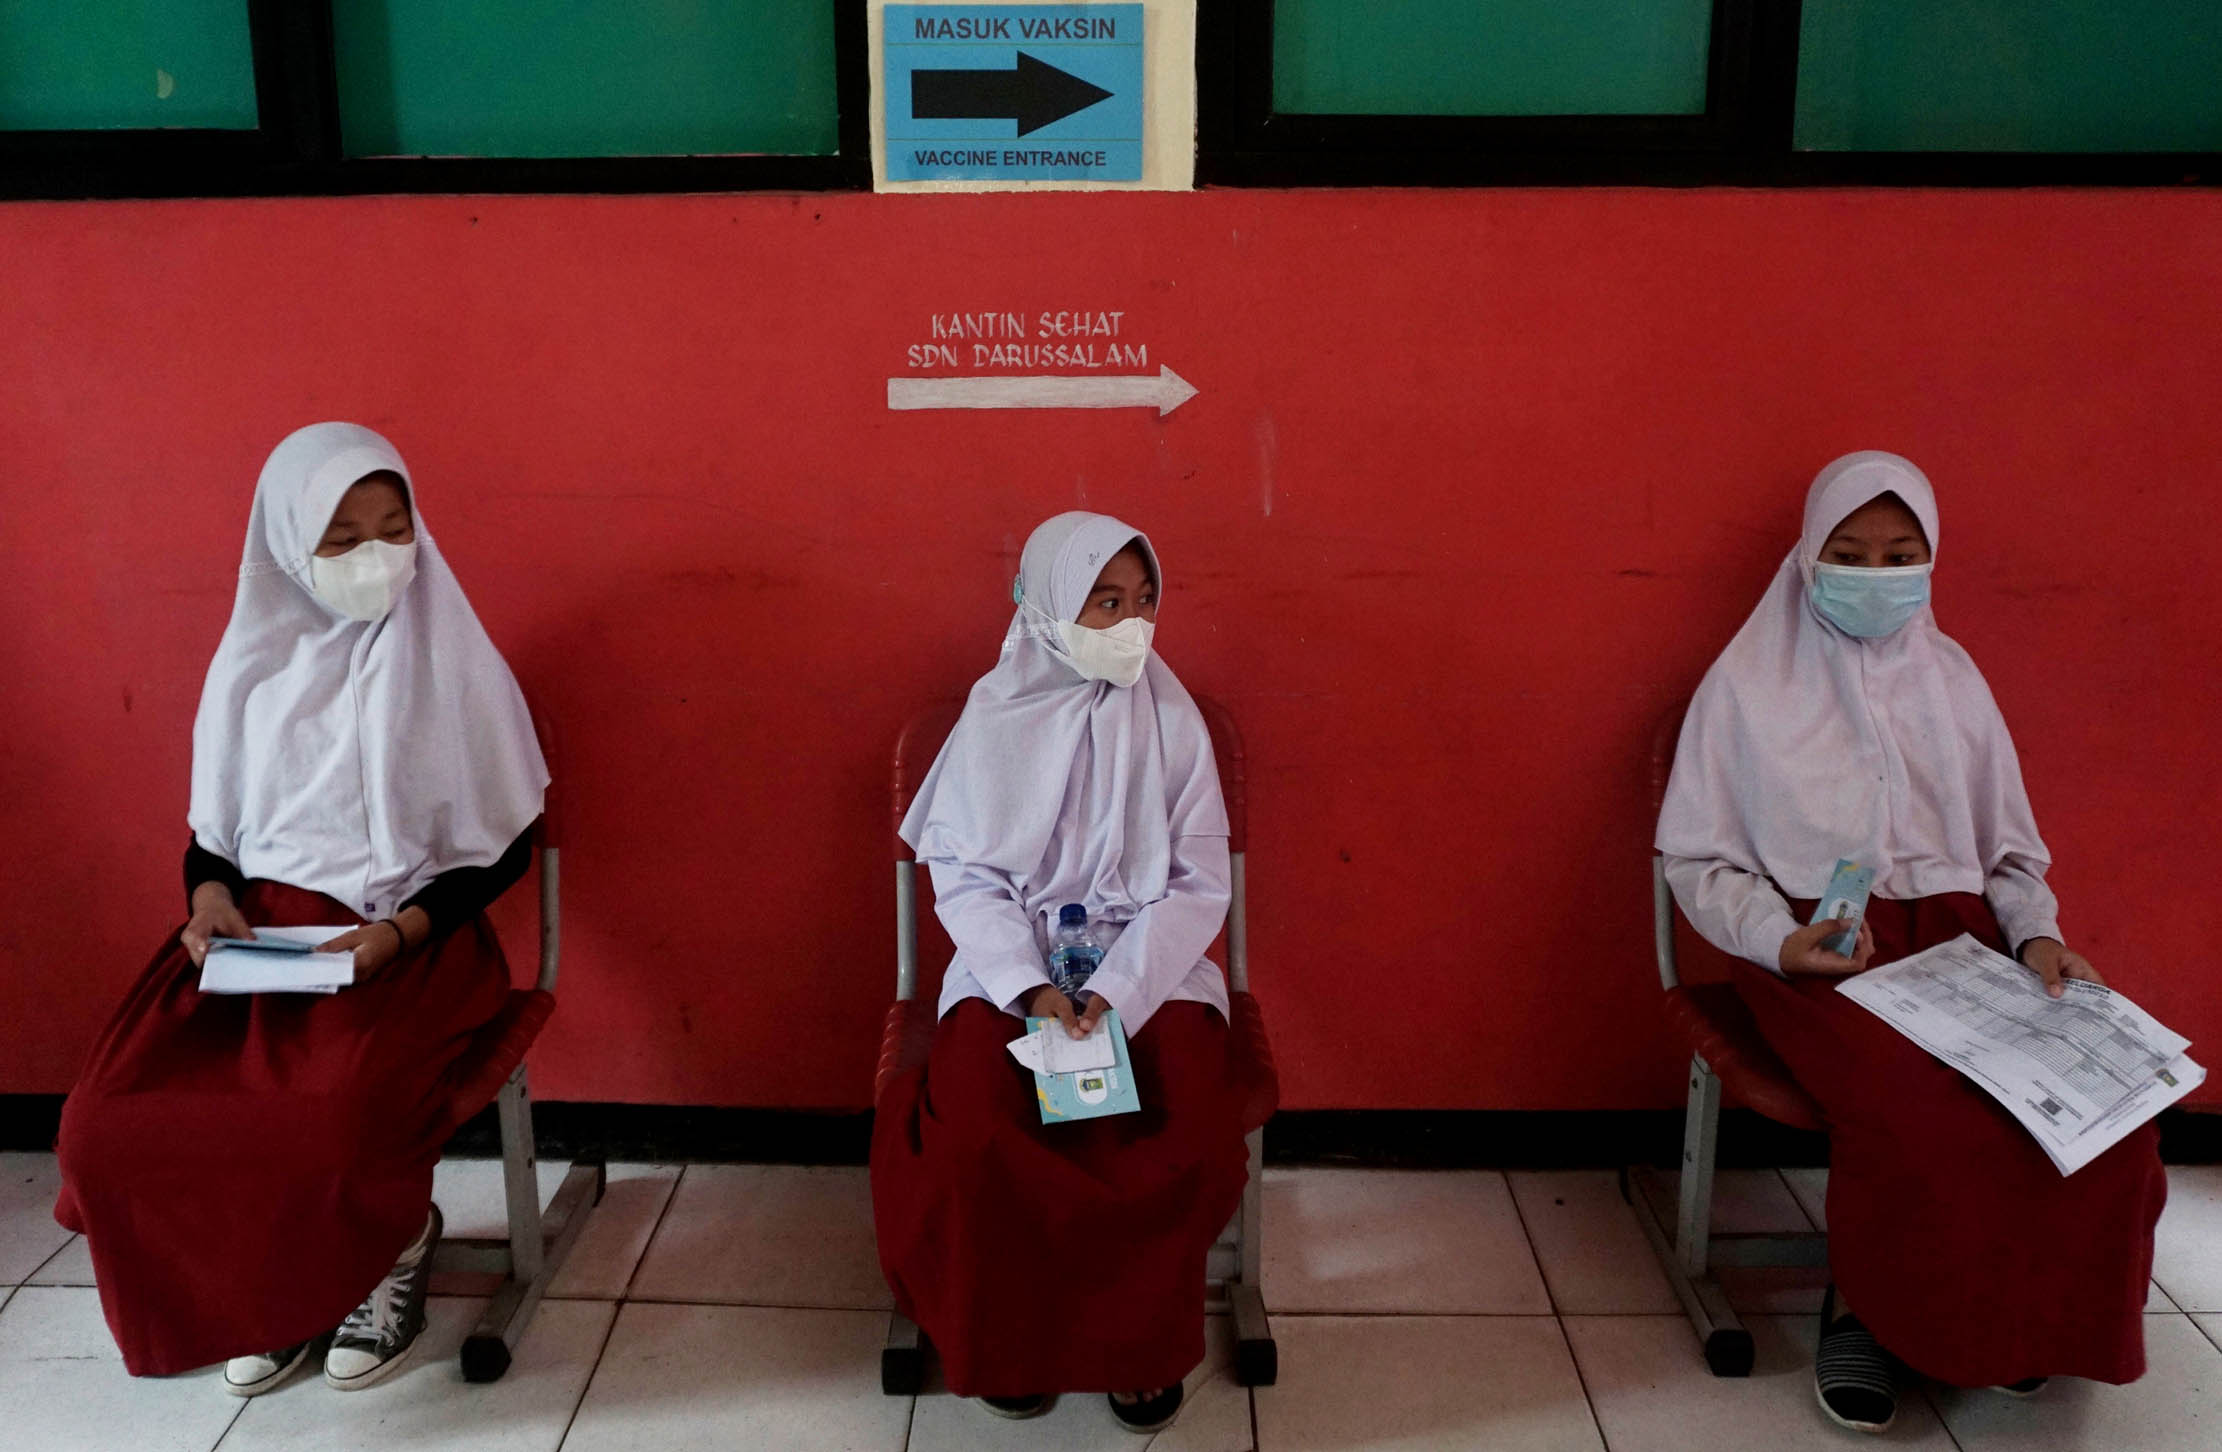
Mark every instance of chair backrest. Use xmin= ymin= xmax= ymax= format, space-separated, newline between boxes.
xmin=890 ymin=690 xmax=1251 ymax=998
xmin=1650 ymin=705 xmax=1684 ymax=992
xmin=890 ymin=700 xmax=967 ymax=860
xmin=526 ymin=698 xmax=561 ymax=994
xmin=1650 ymin=699 xmax=1746 ymax=994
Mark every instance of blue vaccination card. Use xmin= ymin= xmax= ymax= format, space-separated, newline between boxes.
xmin=1811 ymin=859 xmax=1876 ymax=958
xmin=1020 ymin=1009 xmax=1141 ymax=1123
xmin=207 ymin=935 xmax=316 ymax=954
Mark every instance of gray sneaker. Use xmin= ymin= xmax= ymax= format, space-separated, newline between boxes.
xmin=325 ymin=1206 xmax=442 ymax=1391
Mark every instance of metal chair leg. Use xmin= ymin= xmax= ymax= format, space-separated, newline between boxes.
xmin=1628 ymin=1054 xmax=1755 ymax=1377
xmin=1230 ymin=1124 xmax=1276 ymax=1385
xmin=882 ymin=1311 xmax=926 ymax=1395
xmin=1677 ymin=1055 xmax=1721 ymax=1279
xmin=449 ymin=1066 xmax=607 ymax=1383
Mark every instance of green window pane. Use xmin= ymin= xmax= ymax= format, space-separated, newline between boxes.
xmin=1796 ymin=2 xmax=2222 ymax=151
xmin=0 ymin=1 xmax=256 ymax=130
xmin=1273 ymin=0 xmax=1712 ymax=117
xmin=333 ymin=1 xmax=839 ymax=158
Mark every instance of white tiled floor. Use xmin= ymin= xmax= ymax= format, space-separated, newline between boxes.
xmin=1 ymin=1156 xmax=2218 ymax=1450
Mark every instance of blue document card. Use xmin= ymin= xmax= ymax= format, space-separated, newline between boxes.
xmin=1812 ymin=859 xmax=1876 ymax=958
xmin=1020 ymin=1009 xmax=1141 ymax=1123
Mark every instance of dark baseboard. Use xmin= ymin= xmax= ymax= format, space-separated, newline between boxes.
xmin=442 ymin=1101 xmax=878 ymax=1164
xmin=10 ymin=1093 xmax=2218 ymax=1167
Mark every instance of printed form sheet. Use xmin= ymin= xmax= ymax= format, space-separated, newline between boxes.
xmin=1837 ymin=933 xmax=2204 ymax=1175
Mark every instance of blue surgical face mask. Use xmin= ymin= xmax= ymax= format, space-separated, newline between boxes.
xmin=1809 ymin=562 xmax=1932 ymax=638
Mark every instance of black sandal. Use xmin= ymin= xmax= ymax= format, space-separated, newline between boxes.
xmin=1108 ymin=1383 xmax=1183 ymax=1433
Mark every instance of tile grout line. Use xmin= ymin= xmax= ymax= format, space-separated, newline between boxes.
xmin=554 ymin=1161 xmax=685 ymax=1450
xmin=552 ymin=1300 xmax=627 ymax=1452
xmin=1548 ymin=1315 xmax=1613 ymax=1452
xmin=1914 ymin=1380 xmax=1967 ymax=1452
xmin=17 ymin=1232 xmax=80 ymax=1288
xmin=2191 ymin=1311 xmax=2222 ymax=1357
xmin=1773 ymin=1167 xmax=1826 ymax=1233
xmin=613 ymin=1292 xmax=897 ymax=1313
xmin=203 ymin=1395 xmax=253 ymax=1452
xmin=1499 ymin=1171 xmax=1562 ymax=1317
xmin=1500 ymin=1171 xmax=1568 ymax=1317
xmin=615 ymin=1163 xmax=690 ymax=1304
xmin=1502 ymin=1171 xmax=1613 ymax=1452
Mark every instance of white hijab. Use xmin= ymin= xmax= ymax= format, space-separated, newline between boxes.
xmin=900 ymin=511 xmax=1226 ymax=923
xmin=1655 ymin=451 xmax=2049 ymax=900
xmin=187 ymin=423 xmax=548 ymax=918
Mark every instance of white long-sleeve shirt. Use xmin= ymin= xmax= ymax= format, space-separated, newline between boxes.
xmin=930 ymin=833 xmax=1231 ymax=1031
xmin=1663 ymin=851 xmax=2063 ymax=974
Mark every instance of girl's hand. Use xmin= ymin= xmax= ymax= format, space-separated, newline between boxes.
xmin=1779 ymin=917 xmax=1876 ymax=977
xmin=2020 ymin=938 xmax=2106 ymax=998
xmin=316 ymin=919 xmax=408 ymax=983
xmin=1020 ymin=983 xmax=1086 ymax=1039
xmin=1075 ymin=992 xmax=1111 ymax=1035
xmin=181 ymin=884 xmax=252 ymax=967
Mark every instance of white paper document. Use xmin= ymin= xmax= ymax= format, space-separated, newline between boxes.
xmin=1006 ymin=1019 xmax=1119 ymax=1076
xmin=197 ymin=926 xmax=357 ymax=995
xmin=1837 ymin=933 xmax=2204 ymax=1175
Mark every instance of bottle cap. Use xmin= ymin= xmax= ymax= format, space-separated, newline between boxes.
xmin=1058 ymin=903 xmax=1087 ymax=926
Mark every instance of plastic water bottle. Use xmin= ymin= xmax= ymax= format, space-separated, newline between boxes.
xmin=1048 ymin=903 xmax=1102 ymax=1003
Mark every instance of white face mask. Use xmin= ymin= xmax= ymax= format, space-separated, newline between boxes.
xmin=1058 ymin=615 xmax=1155 ymax=688
xmin=308 ymin=538 xmax=418 ymax=621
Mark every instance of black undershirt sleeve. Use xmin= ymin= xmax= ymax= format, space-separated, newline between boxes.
xmin=399 ymin=826 xmax=537 ymax=938
xmin=183 ymin=835 xmax=248 ymax=915
xmin=182 ymin=826 xmax=535 ymax=936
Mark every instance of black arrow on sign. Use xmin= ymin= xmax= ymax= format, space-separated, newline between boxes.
xmin=910 ymin=51 xmax=1114 ymax=137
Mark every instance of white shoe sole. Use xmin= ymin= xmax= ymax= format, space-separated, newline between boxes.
xmin=325 ymin=1329 xmax=423 ymax=1392
xmin=1813 ymin=1373 xmax=1895 ymax=1435
xmin=979 ymin=1397 xmax=1051 ymax=1420
xmin=223 ymin=1343 xmax=317 ymax=1399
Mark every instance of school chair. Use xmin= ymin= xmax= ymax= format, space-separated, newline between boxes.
xmin=876 ymin=694 xmax=1281 ymax=1396
xmin=1626 ymin=705 xmax=1828 ymax=1377
xmin=429 ymin=700 xmax=605 ymax=1383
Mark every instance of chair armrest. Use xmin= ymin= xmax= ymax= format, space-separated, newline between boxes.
xmin=875 ymin=998 xmax=936 ymax=1107
xmin=444 ymin=988 xmax=557 ymax=1124
xmin=1661 ymin=983 xmax=1825 ymax=1132
xmin=1228 ymin=990 xmax=1279 ymax=1133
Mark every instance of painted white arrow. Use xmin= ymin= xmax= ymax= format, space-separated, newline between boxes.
xmin=887 ymin=365 xmax=1198 ymax=416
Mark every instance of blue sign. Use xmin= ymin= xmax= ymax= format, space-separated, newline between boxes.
xmin=885 ymin=5 xmax=1144 ymax=183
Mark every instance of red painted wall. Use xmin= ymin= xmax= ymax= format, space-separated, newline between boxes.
xmin=3 ymin=188 xmax=2217 ymax=1110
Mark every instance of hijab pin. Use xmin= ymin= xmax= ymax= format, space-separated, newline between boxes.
xmin=1012 ymin=576 xmax=1025 ymax=604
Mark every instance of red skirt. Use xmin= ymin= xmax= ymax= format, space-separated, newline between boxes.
xmin=871 ymin=999 xmax=1262 ymax=1398
xmin=1733 ymin=893 xmax=2167 ymax=1386
xmin=53 ymin=881 xmax=512 ymax=1376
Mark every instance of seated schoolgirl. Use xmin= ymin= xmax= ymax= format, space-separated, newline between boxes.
xmin=1655 ymin=451 xmax=2166 ymax=1433
xmin=872 ymin=511 xmax=1271 ymax=1433
xmin=54 ymin=423 xmax=550 ymax=1396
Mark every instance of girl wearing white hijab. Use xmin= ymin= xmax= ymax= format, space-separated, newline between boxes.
xmin=872 ymin=512 xmax=1270 ymax=1433
xmin=1657 ymin=452 xmax=2165 ymax=1434
xmin=55 ymin=424 xmax=548 ymax=1396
